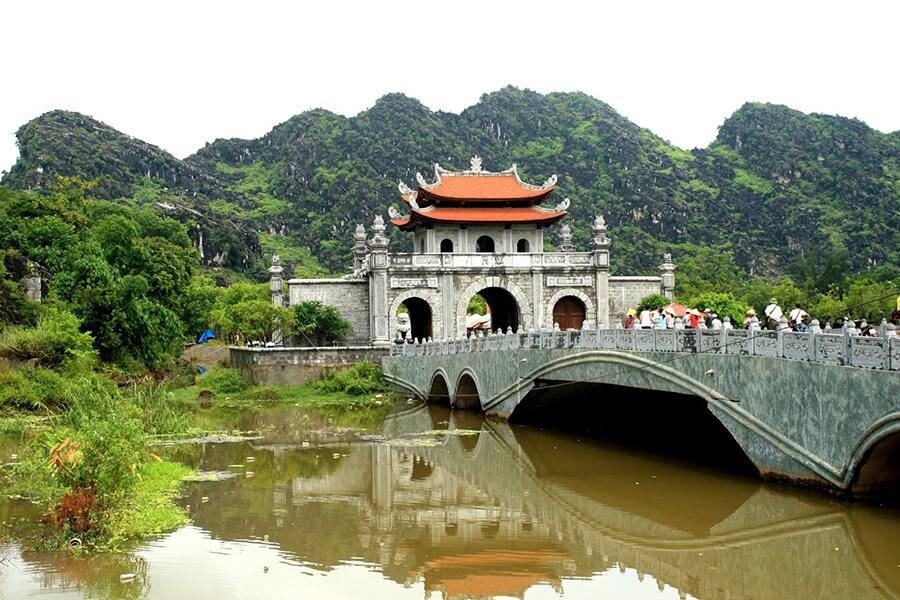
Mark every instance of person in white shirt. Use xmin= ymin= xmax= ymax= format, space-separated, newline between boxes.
xmin=764 ymin=298 xmax=783 ymax=330
xmin=788 ymin=303 xmax=809 ymax=331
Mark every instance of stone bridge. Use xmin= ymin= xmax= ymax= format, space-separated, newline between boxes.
xmin=382 ymin=324 xmax=900 ymax=498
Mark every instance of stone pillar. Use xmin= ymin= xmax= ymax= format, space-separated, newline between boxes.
xmin=591 ymin=216 xmax=611 ymax=328
xmin=352 ymin=224 xmax=368 ymax=276
xmin=23 ymin=275 xmax=42 ymax=303
xmin=442 ymin=272 xmax=455 ymax=338
xmin=269 ymin=254 xmax=284 ymax=308
xmin=369 ymin=215 xmax=391 ymax=346
xmin=659 ymin=253 xmax=676 ymax=300
xmin=557 ymin=224 xmax=576 ymax=253
xmin=268 ymin=254 xmax=285 ymax=345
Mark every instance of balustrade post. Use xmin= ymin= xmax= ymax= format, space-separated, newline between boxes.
xmin=776 ymin=317 xmax=789 ymax=357
xmin=808 ymin=319 xmax=821 ymax=361
xmin=842 ymin=320 xmax=856 ymax=366
xmin=748 ymin=316 xmax=760 ymax=356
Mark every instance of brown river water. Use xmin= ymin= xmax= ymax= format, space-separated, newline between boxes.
xmin=2 ymin=402 xmax=899 ymax=599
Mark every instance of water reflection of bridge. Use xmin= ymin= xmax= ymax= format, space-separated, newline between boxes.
xmin=228 ymin=405 xmax=900 ymax=600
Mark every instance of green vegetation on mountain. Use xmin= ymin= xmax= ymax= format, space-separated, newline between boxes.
xmin=1 ymin=87 xmax=898 ymax=319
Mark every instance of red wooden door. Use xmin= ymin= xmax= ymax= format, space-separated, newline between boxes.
xmin=552 ymin=296 xmax=585 ymax=330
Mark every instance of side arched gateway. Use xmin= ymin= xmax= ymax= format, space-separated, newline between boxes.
xmin=390 ymin=291 xmax=440 ymax=341
xmin=547 ymin=289 xmax=595 ymax=330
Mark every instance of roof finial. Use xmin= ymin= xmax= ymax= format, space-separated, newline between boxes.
xmin=469 ymin=155 xmax=483 ymax=172
xmin=398 ymin=180 xmax=415 ymax=196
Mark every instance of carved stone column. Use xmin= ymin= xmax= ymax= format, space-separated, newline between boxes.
xmin=557 ymin=224 xmax=576 ymax=253
xmin=352 ymin=223 xmax=368 ymax=276
xmin=659 ymin=253 xmax=676 ymax=300
xmin=369 ymin=215 xmax=391 ymax=346
xmin=269 ymin=254 xmax=284 ymax=308
xmin=268 ymin=254 xmax=285 ymax=345
xmin=591 ymin=216 xmax=610 ymax=327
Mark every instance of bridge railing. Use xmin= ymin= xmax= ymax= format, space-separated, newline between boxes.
xmin=391 ymin=320 xmax=900 ymax=371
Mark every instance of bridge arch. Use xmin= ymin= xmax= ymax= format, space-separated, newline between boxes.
xmin=390 ymin=290 xmax=440 ymax=341
xmin=547 ymin=289 xmax=594 ymax=330
xmin=845 ymin=415 xmax=900 ymax=499
xmin=456 ymin=277 xmax=532 ymax=336
xmin=493 ymin=350 xmax=759 ymax=475
xmin=454 ymin=369 xmax=483 ymax=411
xmin=428 ymin=370 xmax=451 ymax=406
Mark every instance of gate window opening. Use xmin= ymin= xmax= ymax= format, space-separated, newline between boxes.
xmin=553 ymin=295 xmax=586 ymax=330
xmin=517 ymin=238 xmax=530 ymax=252
xmin=398 ymin=297 xmax=433 ymax=341
xmin=466 ymin=288 xmax=520 ymax=334
xmin=475 ymin=235 xmax=495 ymax=253
xmin=440 ymin=238 xmax=454 ymax=253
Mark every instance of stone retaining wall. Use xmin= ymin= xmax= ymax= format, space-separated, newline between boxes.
xmin=230 ymin=345 xmax=389 ymax=386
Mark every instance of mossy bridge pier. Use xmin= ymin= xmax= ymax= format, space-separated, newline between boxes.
xmin=383 ymin=324 xmax=900 ymax=499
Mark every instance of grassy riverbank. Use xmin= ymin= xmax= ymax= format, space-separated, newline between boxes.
xmin=0 ymin=360 xmax=399 ymax=552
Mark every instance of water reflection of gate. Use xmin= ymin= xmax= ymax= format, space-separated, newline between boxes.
xmin=183 ymin=404 xmax=899 ymax=600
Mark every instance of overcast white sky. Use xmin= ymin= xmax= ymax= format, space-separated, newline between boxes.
xmin=2 ymin=0 xmax=898 ymax=174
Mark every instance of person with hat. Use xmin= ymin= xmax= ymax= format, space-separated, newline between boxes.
xmin=703 ymin=308 xmax=713 ymax=328
xmin=688 ymin=308 xmax=701 ymax=329
xmin=743 ymin=308 xmax=756 ymax=328
xmin=764 ymin=297 xmax=783 ymax=330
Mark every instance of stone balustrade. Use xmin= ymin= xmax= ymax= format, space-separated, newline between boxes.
xmin=390 ymin=319 xmax=900 ymax=371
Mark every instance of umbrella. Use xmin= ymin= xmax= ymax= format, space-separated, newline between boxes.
xmin=661 ymin=302 xmax=689 ymax=317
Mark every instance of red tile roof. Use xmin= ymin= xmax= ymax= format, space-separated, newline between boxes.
xmin=421 ymin=174 xmax=552 ymax=202
xmin=391 ymin=206 xmax=565 ymax=229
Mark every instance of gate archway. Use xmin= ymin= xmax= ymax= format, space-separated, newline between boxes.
xmin=456 ymin=277 xmax=532 ymax=336
xmin=400 ymin=297 xmax=433 ymax=341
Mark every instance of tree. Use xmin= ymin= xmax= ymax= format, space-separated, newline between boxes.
xmin=689 ymin=292 xmax=752 ymax=329
xmin=213 ymin=299 xmax=294 ymax=344
xmin=290 ymin=301 xmax=352 ymax=346
xmin=637 ymin=294 xmax=671 ymax=312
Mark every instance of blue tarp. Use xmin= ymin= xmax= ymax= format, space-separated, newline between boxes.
xmin=198 ymin=329 xmax=216 ymax=344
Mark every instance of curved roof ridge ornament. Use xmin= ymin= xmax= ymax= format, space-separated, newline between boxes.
xmin=554 ymin=197 xmax=570 ymax=212
xmin=510 ymin=163 xmax=557 ymax=191
xmin=388 ymin=206 xmax=404 ymax=220
xmin=398 ymin=180 xmax=415 ymax=196
xmin=416 ymin=163 xmax=443 ymax=189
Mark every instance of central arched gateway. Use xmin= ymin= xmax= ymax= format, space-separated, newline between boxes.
xmin=456 ymin=277 xmax=532 ymax=336
xmin=477 ymin=287 xmax=520 ymax=333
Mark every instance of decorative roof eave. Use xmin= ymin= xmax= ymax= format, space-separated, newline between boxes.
xmin=535 ymin=197 xmax=571 ymax=213
xmin=412 ymin=156 xmax=557 ymax=190
xmin=393 ymin=206 xmax=567 ymax=230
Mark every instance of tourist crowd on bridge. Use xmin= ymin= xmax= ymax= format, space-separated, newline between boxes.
xmin=623 ymin=297 xmax=900 ymax=335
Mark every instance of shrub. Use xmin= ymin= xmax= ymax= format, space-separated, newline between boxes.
xmin=0 ymin=367 xmax=80 ymax=411
xmin=290 ymin=301 xmax=352 ymax=346
xmin=637 ymin=293 xmax=671 ymax=313
xmin=199 ymin=368 xmax=251 ymax=394
xmin=688 ymin=291 xmax=752 ymax=328
xmin=0 ymin=307 xmax=95 ymax=366
xmin=314 ymin=361 xmax=389 ymax=396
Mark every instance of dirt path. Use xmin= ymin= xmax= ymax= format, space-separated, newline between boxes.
xmin=181 ymin=344 xmax=230 ymax=369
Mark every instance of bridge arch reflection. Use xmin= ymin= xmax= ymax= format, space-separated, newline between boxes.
xmin=847 ymin=417 xmax=900 ymax=500
xmin=455 ymin=370 xmax=483 ymax=410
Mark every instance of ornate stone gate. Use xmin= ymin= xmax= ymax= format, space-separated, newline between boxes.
xmin=273 ymin=158 xmax=675 ymax=346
